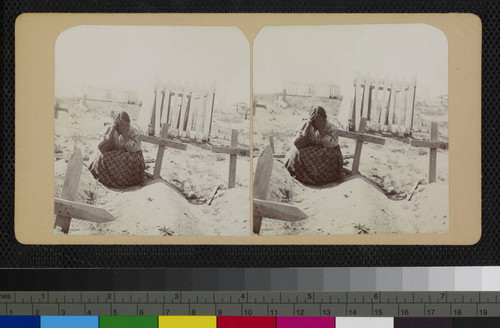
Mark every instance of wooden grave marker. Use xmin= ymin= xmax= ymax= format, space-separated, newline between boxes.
xmin=253 ymin=146 xmax=308 ymax=234
xmin=54 ymin=149 xmax=115 ymax=234
xmin=211 ymin=129 xmax=250 ymax=189
xmin=54 ymin=149 xmax=84 ymax=233
xmin=55 ymin=198 xmax=115 ymax=224
xmin=267 ymin=136 xmax=286 ymax=159
xmin=140 ymin=123 xmax=188 ymax=180
xmin=337 ymin=117 xmax=386 ymax=175
xmin=410 ymin=122 xmax=448 ymax=183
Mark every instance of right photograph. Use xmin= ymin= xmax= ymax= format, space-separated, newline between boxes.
xmin=253 ymin=24 xmax=449 ymax=236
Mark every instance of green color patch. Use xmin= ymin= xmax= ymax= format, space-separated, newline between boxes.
xmin=99 ymin=316 xmax=157 ymax=328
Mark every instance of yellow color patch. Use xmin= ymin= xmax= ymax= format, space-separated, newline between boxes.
xmin=158 ymin=316 xmax=217 ymax=328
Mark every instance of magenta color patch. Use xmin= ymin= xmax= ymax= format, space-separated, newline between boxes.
xmin=277 ymin=317 xmax=335 ymax=328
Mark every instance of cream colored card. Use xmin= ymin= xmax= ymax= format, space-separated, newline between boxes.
xmin=15 ymin=13 xmax=481 ymax=245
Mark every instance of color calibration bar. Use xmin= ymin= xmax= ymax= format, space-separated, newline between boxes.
xmin=1 ymin=316 xmax=500 ymax=328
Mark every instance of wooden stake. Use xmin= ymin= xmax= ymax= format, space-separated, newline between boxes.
xmin=54 ymin=149 xmax=83 ymax=233
xmin=54 ymin=99 xmax=60 ymax=119
xmin=228 ymin=129 xmax=238 ymax=189
xmin=153 ymin=124 xmax=170 ymax=179
xmin=253 ymin=146 xmax=273 ymax=234
xmin=269 ymin=136 xmax=275 ymax=154
xmin=429 ymin=122 xmax=438 ymax=183
xmin=352 ymin=118 xmax=367 ymax=175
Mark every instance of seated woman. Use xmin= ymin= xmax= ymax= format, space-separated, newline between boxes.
xmin=284 ymin=106 xmax=344 ymax=185
xmin=89 ymin=111 xmax=146 ymax=188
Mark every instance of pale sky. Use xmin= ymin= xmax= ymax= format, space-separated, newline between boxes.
xmin=254 ymin=24 xmax=448 ymax=99
xmin=55 ymin=25 xmax=250 ymax=105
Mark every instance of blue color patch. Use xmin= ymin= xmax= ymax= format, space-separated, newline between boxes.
xmin=40 ymin=316 xmax=98 ymax=328
xmin=0 ymin=316 xmax=40 ymax=328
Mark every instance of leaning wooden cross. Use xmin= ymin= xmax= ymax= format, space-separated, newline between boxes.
xmin=410 ymin=122 xmax=448 ymax=183
xmin=54 ymin=149 xmax=115 ymax=234
xmin=337 ymin=117 xmax=386 ymax=174
xmin=211 ymin=129 xmax=250 ymax=189
xmin=139 ymin=124 xmax=188 ymax=179
xmin=253 ymin=146 xmax=308 ymax=234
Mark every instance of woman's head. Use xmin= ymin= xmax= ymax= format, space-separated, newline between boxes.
xmin=309 ymin=106 xmax=327 ymax=131
xmin=115 ymin=111 xmax=131 ymax=135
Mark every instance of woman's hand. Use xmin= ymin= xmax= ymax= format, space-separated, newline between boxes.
xmin=320 ymin=136 xmax=335 ymax=149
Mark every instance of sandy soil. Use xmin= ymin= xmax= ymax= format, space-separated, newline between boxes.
xmin=54 ymin=98 xmax=250 ymax=236
xmin=253 ymin=94 xmax=449 ymax=236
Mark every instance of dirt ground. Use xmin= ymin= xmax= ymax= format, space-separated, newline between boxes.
xmin=54 ymin=98 xmax=250 ymax=236
xmin=253 ymin=94 xmax=449 ymax=236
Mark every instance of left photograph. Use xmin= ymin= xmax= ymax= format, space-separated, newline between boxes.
xmin=54 ymin=25 xmax=250 ymax=236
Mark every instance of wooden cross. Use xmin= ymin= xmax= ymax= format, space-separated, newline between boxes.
xmin=337 ymin=117 xmax=386 ymax=174
xmin=211 ymin=129 xmax=250 ymax=189
xmin=410 ymin=122 xmax=448 ymax=183
xmin=253 ymin=146 xmax=308 ymax=234
xmin=54 ymin=149 xmax=115 ymax=234
xmin=139 ymin=124 xmax=188 ymax=180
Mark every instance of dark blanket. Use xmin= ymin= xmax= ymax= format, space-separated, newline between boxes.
xmin=89 ymin=149 xmax=146 ymax=188
xmin=285 ymin=145 xmax=343 ymax=185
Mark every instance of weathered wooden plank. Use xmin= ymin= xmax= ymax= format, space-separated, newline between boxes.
xmin=186 ymin=93 xmax=197 ymax=134
xmin=253 ymin=199 xmax=308 ymax=222
xmin=152 ymin=124 xmax=170 ymax=179
xmin=351 ymin=118 xmax=367 ymax=174
xmin=410 ymin=83 xmax=417 ymax=133
xmin=211 ymin=146 xmax=250 ymax=156
xmin=253 ymin=146 xmax=273 ymax=234
xmin=140 ymin=134 xmax=187 ymax=151
xmin=410 ymin=140 xmax=448 ymax=150
xmin=361 ymin=79 xmax=370 ymax=121
xmin=405 ymin=80 xmax=416 ymax=134
xmin=379 ymin=82 xmax=390 ymax=126
xmin=198 ymin=94 xmax=209 ymax=137
xmin=336 ymin=129 xmax=385 ymax=145
xmin=205 ymin=91 xmax=216 ymax=140
xmin=159 ymin=89 xmax=166 ymax=125
xmin=372 ymin=78 xmax=380 ymax=126
xmin=228 ymin=129 xmax=238 ymax=189
xmin=150 ymin=90 xmax=157 ymax=135
xmin=54 ymin=149 xmax=83 ymax=233
xmin=177 ymin=90 xmax=189 ymax=131
xmin=154 ymin=89 xmax=162 ymax=136
xmin=388 ymin=85 xmax=397 ymax=127
xmin=55 ymin=198 xmax=115 ymax=224
xmin=429 ymin=122 xmax=438 ymax=183
xmin=354 ymin=78 xmax=363 ymax=131
xmin=170 ymin=89 xmax=180 ymax=128
xmin=397 ymin=81 xmax=407 ymax=132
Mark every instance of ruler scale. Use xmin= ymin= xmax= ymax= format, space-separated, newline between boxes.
xmin=1 ymin=291 xmax=499 ymax=317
